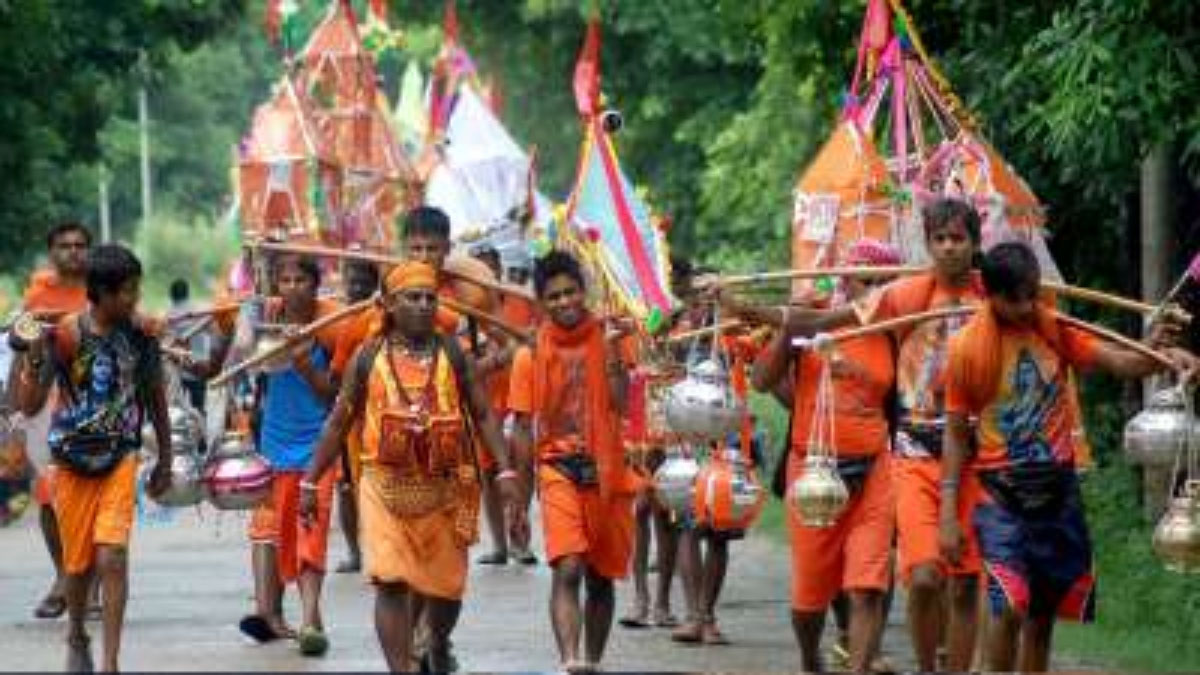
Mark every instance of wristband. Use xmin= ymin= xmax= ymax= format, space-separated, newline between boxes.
xmin=299 ymin=480 xmax=318 ymax=492
xmin=939 ymin=478 xmax=960 ymax=491
xmin=496 ymin=469 xmax=519 ymax=481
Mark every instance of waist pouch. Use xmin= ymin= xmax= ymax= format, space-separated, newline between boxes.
xmin=548 ymin=454 xmax=599 ymax=487
xmin=836 ymin=455 xmax=877 ymax=496
xmin=978 ymin=464 xmax=1074 ymax=516
xmin=52 ymin=433 xmax=130 ymax=477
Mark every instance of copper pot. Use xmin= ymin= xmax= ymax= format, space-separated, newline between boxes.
xmin=788 ymin=454 xmax=849 ymax=528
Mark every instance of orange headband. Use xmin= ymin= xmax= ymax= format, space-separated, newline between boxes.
xmin=384 ymin=261 xmax=437 ymax=293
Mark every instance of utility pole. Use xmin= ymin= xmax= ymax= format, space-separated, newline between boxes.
xmin=139 ymin=50 xmax=152 ymax=227
xmin=98 ymin=165 xmax=111 ymax=243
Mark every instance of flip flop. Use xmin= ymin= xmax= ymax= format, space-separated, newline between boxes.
xmin=652 ymin=609 xmax=679 ymax=628
xmin=513 ymin=549 xmax=539 ymax=566
xmin=671 ymin=622 xmax=703 ymax=644
xmin=701 ymin=622 xmax=730 ymax=645
xmin=618 ymin=609 xmax=650 ymax=629
xmin=239 ymin=615 xmax=281 ymax=644
xmin=297 ymin=626 xmax=329 ymax=657
xmin=335 ymin=558 xmax=361 ymax=574
xmin=475 ymin=551 xmax=508 ymax=565
xmin=34 ymin=594 xmax=67 ymax=620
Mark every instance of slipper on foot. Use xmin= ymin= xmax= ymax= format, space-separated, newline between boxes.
xmin=297 ymin=626 xmax=329 ymax=657
xmin=34 ymin=595 xmax=67 ymax=620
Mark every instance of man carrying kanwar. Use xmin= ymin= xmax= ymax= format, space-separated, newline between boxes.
xmin=300 ymin=261 xmax=520 ymax=672
xmin=15 ymin=221 xmax=92 ymax=621
xmin=508 ymin=250 xmax=637 ymax=673
xmin=11 ymin=243 xmax=174 ymax=673
xmin=940 ymin=242 xmax=1198 ymax=672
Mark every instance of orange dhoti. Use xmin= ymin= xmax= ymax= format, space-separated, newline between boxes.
xmin=358 ymin=466 xmax=473 ymax=601
xmin=789 ymin=453 xmax=894 ymax=612
xmin=539 ymin=464 xmax=635 ymax=581
xmin=54 ymin=454 xmax=138 ymax=575
xmin=893 ymin=456 xmax=982 ymax=582
xmin=248 ymin=470 xmax=336 ymax=583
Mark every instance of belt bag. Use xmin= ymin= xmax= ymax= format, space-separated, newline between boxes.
xmin=549 ymin=454 xmax=599 ymax=487
xmin=836 ymin=455 xmax=877 ymax=496
xmin=53 ymin=433 xmax=128 ymax=477
xmin=979 ymin=464 xmax=1073 ymax=515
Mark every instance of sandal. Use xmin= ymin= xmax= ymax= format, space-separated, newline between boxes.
xmin=512 ymin=548 xmax=539 ymax=566
xmin=671 ymin=622 xmax=703 ymax=644
xmin=701 ymin=621 xmax=729 ymax=645
xmin=34 ymin=594 xmax=67 ymax=620
xmin=238 ymin=614 xmax=294 ymax=644
xmin=652 ymin=608 xmax=678 ymax=628
xmin=335 ymin=557 xmax=361 ymax=574
xmin=475 ymin=551 xmax=508 ymax=566
xmin=65 ymin=633 xmax=93 ymax=673
xmin=297 ymin=625 xmax=330 ymax=657
xmin=618 ymin=605 xmax=650 ymax=629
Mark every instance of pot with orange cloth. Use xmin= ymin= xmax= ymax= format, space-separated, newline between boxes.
xmin=693 ymin=448 xmax=765 ymax=531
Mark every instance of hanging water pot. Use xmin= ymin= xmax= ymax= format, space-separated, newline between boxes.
xmin=202 ymin=432 xmax=273 ymax=511
xmin=1153 ymin=482 xmax=1200 ymax=574
xmin=1124 ymin=385 xmax=1195 ymax=467
xmin=653 ymin=446 xmax=700 ymax=517
xmin=663 ymin=359 xmax=744 ymax=442
xmin=787 ymin=453 xmax=849 ymax=528
xmin=694 ymin=450 xmax=765 ymax=531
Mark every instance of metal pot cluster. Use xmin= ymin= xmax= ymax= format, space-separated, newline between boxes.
xmin=787 ymin=454 xmax=849 ymax=528
xmin=143 ymin=405 xmax=207 ymax=508
xmin=1124 ymin=385 xmax=1196 ymax=467
xmin=1154 ymin=481 xmax=1200 ymax=574
xmin=202 ymin=432 xmax=273 ymax=510
xmin=663 ymin=359 xmax=744 ymax=442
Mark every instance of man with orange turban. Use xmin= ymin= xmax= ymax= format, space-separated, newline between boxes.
xmin=508 ymin=250 xmax=637 ymax=672
xmin=301 ymin=260 xmax=519 ymax=672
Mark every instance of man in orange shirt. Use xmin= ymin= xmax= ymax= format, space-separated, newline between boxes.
xmin=940 ymin=242 xmax=1197 ymax=671
xmin=509 ymin=251 xmax=636 ymax=672
xmin=16 ymin=221 xmax=91 ymax=620
xmin=300 ymin=261 xmax=519 ymax=672
xmin=787 ymin=198 xmax=987 ymax=670
xmin=753 ymin=239 xmax=900 ymax=672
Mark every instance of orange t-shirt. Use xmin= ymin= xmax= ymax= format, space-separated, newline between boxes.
xmin=859 ymin=273 xmax=984 ymax=434
xmin=945 ymin=325 xmax=1097 ymax=471
xmin=23 ymin=269 xmax=87 ymax=314
xmin=508 ymin=333 xmax=635 ymax=460
xmin=790 ymin=334 xmax=894 ymax=458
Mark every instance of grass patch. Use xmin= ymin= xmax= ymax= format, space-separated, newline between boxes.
xmin=750 ymin=393 xmax=791 ymax=542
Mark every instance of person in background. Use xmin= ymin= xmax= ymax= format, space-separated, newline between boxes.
xmin=164 ymin=279 xmax=209 ymax=412
xmin=14 ymin=221 xmax=91 ymax=621
xmin=332 ymin=260 xmax=381 ymax=575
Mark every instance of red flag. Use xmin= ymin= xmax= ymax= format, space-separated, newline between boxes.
xmin=264 ymin=0 xmax=282 ymax=43
xmin=443 ymin=0 xmax=460 ymax=47
xmin=573 ymin=19 xmax=601 ymax=118
xmin=369 ymin=0 xmax=388 ymax=23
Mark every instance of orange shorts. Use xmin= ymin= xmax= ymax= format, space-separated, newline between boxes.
xmin=53 ymin=455 xmax=138 ymax=575
xmin=789 ymin=453 xmax=895 ymax=611
xmin=34 ymin=467 xmax=56 ymax=507
xmin=893 ymin=456 xmax=982 ymax=583
xmin=248 ymin=470 xmax=336 ymax=583
xmin=539 ymin=464 xmax=634 ymax=580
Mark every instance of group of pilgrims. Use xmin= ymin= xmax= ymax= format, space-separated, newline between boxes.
xmin=5 ymin=200 xmax=1198 ymax=674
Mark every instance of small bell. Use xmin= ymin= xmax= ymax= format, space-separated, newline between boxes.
xmin=1153 ymin=481 xmax=1200 ymax=574
xmin=787 ymin=453 xmax=849 ymax=528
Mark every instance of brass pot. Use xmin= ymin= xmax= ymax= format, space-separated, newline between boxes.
xmin=1153 ymin=483 xmax=1200 ymax=574
xmin=787 ymin=454 xmax=849 ymax=528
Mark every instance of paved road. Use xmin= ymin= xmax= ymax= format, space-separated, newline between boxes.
xmin=0 ymin=502 xmax=903 ymax=672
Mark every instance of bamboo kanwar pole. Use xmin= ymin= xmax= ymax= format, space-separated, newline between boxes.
xmin=208 ymin=293 xmax=533 ymax=388
xmin=1054 ymin=313 xmax=1175 ymax=369
xmin=251 ymin=240 xmax=535 ymax=302
xmin=666 ymin=320 xmax=743 ymax=344
xmin=793 ymin=306 xmax=975 ymax=348
xmin=719 ymin=265 xmax=926 ymax=286
xmin=1042 ymin=281 xmax=1158 ymax=316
